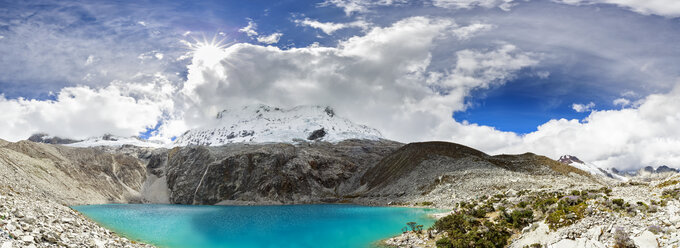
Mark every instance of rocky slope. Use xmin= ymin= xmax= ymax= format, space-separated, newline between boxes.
xmin=0 ymin=141 xmax=147 ymax=205
xmin=354 ymin=142 xmax=601 ymax=206
xmin=173 ymin=104 xmax=383 ymax=146
xmin=0 ymin=140 xmax=153 ymax=247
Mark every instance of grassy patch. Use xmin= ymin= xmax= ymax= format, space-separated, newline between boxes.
xmin=657 ymin=180 xmax=679 ymax=188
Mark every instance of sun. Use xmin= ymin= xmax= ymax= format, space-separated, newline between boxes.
xmin=185 ymin=34 xmax=232 ymax=66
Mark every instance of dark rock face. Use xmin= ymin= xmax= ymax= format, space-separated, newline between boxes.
xmin=150 ymin=140 xmax=402 ymax=205
xmin=656 ymin=165 xmax=679 ymax=173
xmin=558 ymin=155 xmax=585 ymax=164
xmin=145 ymin=140 xmax=598 ymax=205
xmin=307 ymin=128 xmax=326 ymax=141
xmin=27 ymin=133 xmax=81 ymax=145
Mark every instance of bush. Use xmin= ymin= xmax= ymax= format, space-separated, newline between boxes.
xmin=470 ymin=208 xmax=488 ymax=218
xmin=500 ymin=209 xmax=534 ymax=229
xmin=662 ymin=188 xmax=680 ymax=199
xmin=436 ymin=237 xmax=453 ymax=248
xmin=613 ymin=228 xmax=636 ymax=248
xmin=434 ymin=213 xmax=511 ymax=248
xmin=612 ymin=199 xmax=625 ymax=207
xmin=648 ymin=225 xmax=663 ymax=234
xmin=532 ymin=197 xmax=557 ymax=213
xmin=657 ymin=180 xmax=679 ymax=188
xmin=545 ymin=200 xmax=587 ymax=230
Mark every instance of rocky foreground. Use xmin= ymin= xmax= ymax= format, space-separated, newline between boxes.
xmin=0 ymin=139 xmax=153 ymax=247
xmin=0 ymin=184 xmax=153 ymax=248
xmin=383 ymin=174 xmax=680 ymax=248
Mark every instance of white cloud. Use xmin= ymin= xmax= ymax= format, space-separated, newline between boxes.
xmin=0 ymin=75 xmax=175 ymax=141
xmin=294 ymin=18 xmax=370 ymax=35
xmin=432 ymin=0 xmax=680 ymax=17
xmin=256 ymin=33 xmax=283 ymax=44
xmin=613 ymin=98 xmax=630 ymax=107
xmin=432 ymin=0 xmax=517 ymax=10
xmin=572 ymin=102 xmax=595 ymax=112
xmin=318 ymin=0 xmax=407 ymax=15
xmin=498 ymin=84 xmax=680 ymax=170
xmin=553 ymin=0 xmax=680 ymax=17
xmin=238 ymin=21 xmax=259 ymax=37
xmin=451 ymin=23 xmax=494 ymax=40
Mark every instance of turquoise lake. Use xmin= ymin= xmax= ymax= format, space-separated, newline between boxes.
xmin=72 ymin=204 xmax=443 ymax=248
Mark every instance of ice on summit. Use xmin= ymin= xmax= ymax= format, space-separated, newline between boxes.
xmin=173 ymin=104 xmax=383 ymax=146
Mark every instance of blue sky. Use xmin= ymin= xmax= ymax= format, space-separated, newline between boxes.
xmin=2 ymin=0 xmax=680 ymax=169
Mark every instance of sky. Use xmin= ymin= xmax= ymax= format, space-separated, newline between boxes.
xmin=1 ymin=0 xmax=680 ymax=170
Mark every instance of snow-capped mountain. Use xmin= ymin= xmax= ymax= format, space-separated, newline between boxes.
xmin=65 ymin=134 xmax=164 ymax=148
xmin=558 ymin=155 xmax=628 ymax=181
xmin=28 ymin=133 xmax=164 ymax=148
xmin=173 ymin=104 xmax=383 ymax=146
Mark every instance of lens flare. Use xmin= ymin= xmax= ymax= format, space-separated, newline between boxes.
xmin=184 ymin=34 xmax=232 ymax=66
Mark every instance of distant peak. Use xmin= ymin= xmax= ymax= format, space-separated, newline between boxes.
xmin=558 ymin=155 xmax=584 ymax=164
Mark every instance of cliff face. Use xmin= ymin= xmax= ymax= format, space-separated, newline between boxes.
xmin=143 ymin=141 xmax=600 ymax=206
xmin=0 ymin=140 xmax=147 ymax=205
xmin=143 ymin=140 xmax=402 ymax=205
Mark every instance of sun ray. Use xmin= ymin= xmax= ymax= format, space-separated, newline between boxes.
xmin=183 ymin=33 xmax=234 ymax=65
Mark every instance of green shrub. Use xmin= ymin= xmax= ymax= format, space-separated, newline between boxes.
xmin=657 ymin=180 xmax=679 ymax=188
xmin=434 ymin=213 xmax=511 ymax=248
xmin=612 ymin=199 xmax=625 ymax=207
xmin=662 ymin=188 xmax=680 ymax=199
xmin=532 ymin=198 xmax=557 ymax=213
xmin=469 ymin=208 xmax=488 ymax=218
xmin=500 ymin=209 xmax=534 ymax=229
xmin=436 ymin=237 xmax=453 ymax=248
xmin=545 ymin=200 xmax=588 ymax=230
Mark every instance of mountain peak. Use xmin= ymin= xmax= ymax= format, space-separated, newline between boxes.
xmin=175 ymin=104 xmax=382 ymax=146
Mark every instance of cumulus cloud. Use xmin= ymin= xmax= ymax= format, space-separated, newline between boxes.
xmin=572 ymin=102 xmax=595 ymax=112
xmin=0 ymin=75 xmax=175 ymax=141
xmin=256 ymin=33 xmax=283 ymax=44
xmin=497 ymin=83 xmax=680 ymax=170
xmin=294 ymin=18 xmax=370 ymax=35
xmin=238 ymin=21 xmax=259 ymax=37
